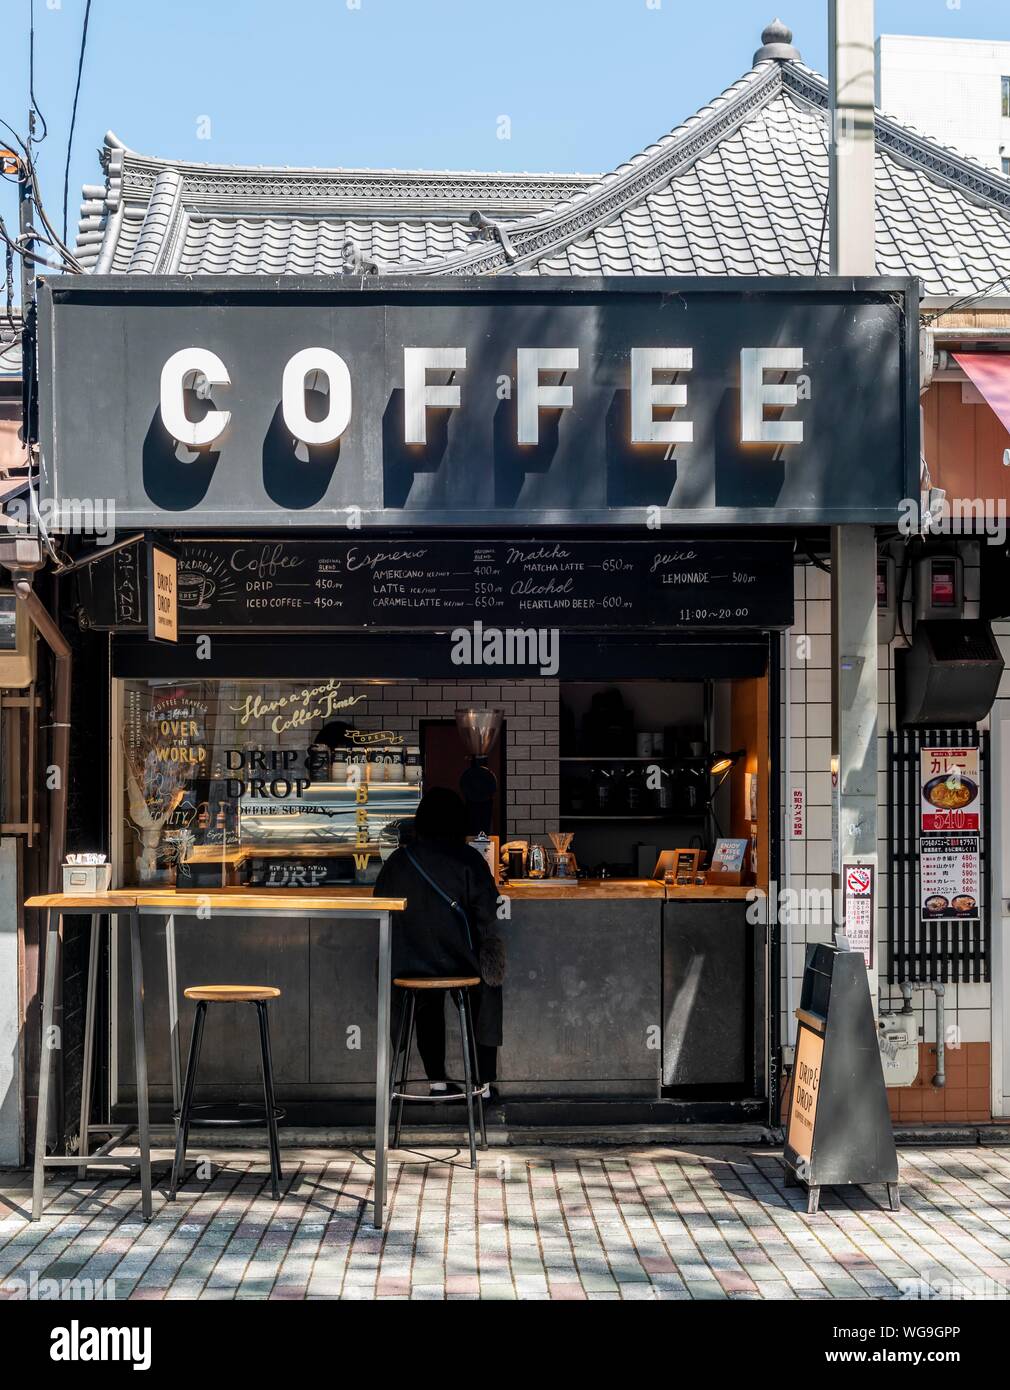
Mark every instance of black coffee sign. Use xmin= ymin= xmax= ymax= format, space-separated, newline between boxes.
xmin=79 ymin=537 xmax=793 ymax=631
xmin=40 ymin=277 xmax=919 ymax=528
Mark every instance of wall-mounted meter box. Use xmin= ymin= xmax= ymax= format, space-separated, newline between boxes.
xmin=0 ymin=592 xmax=35 ymax=687
xmin=878 ymin=1012 xmax=920 ymax=1088
xmin=913 ymin=553 xmax=964 ymax=623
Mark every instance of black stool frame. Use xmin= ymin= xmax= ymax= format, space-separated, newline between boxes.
xmin=389 ymin=985 xmax=487 ymax=1167
xmin=169 ymin=998 xmax=284 ymax=1201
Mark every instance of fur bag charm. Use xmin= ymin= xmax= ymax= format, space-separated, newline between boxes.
xmin=480 ymin=931 xmax=507 ymax=987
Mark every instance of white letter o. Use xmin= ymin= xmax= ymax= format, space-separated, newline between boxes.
xmin=159 ymin=348 xmax=231 ymax=449
xmin=282 ymin=348 xmax=352 ymax=446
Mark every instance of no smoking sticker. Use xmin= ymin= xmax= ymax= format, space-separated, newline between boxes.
xmin=842 ymin=860 xmax=875 ymax=969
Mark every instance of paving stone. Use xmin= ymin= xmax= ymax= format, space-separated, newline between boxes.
xmin=5 ymin=1144 xmax=1010 ymax=1301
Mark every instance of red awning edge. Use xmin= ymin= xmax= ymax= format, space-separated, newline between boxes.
xmin=953 ymin=352 xmax=1010 ymax=435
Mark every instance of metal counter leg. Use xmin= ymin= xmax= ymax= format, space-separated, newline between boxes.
xmin=255 ymin=1001 xmax=283 ymax=1201
xmin=170 ymin=1001 xmax=206 ymax=1199
xmin=393 ymin=993 xmax=416 ymax=1152
xmin=463 ymin=990 xmax=487 ymax=1151
xmin=77 ymin=913 xmax=101 ymax=1181
xmin=373 ymin=911 xmax=392 ymax=1229
xmin=129 ymin=911 xmax=153 ymax=1221
xmin=389 ymin=989 xmax=407 ymax=1093
xmin=455 ymin=991 xmax=477 ymax=1170
xmin=165 ymin=914 xmax=182 ymax=1124
xmin=31 ymin=909 xmax=61 ymax=1221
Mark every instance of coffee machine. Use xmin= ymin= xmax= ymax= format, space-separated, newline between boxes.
xmin=456 ymin=707 xmax=503 ymax=836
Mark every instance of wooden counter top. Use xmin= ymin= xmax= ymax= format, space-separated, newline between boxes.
xmin=136 ymin=890 xmax=406 ymax=913
xmin=660 ymin=884 xmax=754 ymax=900
xmin=27 ymin=882 xmax=752 ymax=911
xmin=25 ymin=892 xmax=142 ymax=911
xmin=26 ymin=890 xmax=406 ymax=913
xmin=182 ymin=843 xmax=385 ymax=865
xmin=501 ymin=879 xmax=753 ymax=901
xmin=504 ymin=877 xmax=665 ymax=899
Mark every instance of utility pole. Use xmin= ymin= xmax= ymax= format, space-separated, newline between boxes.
xmin=828 ymin=0 xmax=880 ymax=1005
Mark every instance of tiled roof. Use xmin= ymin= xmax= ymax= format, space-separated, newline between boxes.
xmin=73 ymin=43 xmax=1010 ymax=299
xmin=73 ymin=134 xmax=599 ymax=275
xmin=393 ymin=60 xmax=1010 ymax=295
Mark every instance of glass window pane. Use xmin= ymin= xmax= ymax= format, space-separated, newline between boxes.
xmin=117 ymin=678 xmax=421 ymax=888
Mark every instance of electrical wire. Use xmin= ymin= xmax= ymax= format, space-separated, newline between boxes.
xmin=0 ymin=117 xmax=29 ymax=159
xmin=802 ymin=542 xmax=831 ymax=574
xmin=27 ymin=185 xmax=85 ymax=271
xmin=923 ymin=271 xmax=1010 ymax=326
xmin=3 ymin=246 xmax=13 ymax=326
xmin=0 ymin=120 xmax=85 ymax=272
xmin=27 ymin=0 xmax=48 ymax=147
xmin=25 ymin=147 xmax=85 ymax=269
xmin=62 ymin=0 xmax=92 ymax=246
xmin=0 ymin=219 xmax=77 ymax=273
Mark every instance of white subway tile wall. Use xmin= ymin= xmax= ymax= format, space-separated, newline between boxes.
xmin=780 ymin=556 xmax=992 ymax=1053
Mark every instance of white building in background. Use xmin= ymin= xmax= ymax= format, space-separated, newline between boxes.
xmin=876 ymin=33 xmax=1010 ymax=176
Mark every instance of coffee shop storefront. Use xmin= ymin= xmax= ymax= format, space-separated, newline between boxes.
xmin=36 ymin=274 xmax=919 ymax=1134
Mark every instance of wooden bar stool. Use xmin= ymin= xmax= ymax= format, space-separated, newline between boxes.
xmin=169 ymin=985 xmax=285 ymax=1201
xmin=390 ymin=976 xmax=487 ymax=1167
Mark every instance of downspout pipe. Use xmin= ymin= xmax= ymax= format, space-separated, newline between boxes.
xmin=13 ymin=574 xmax=72 ymax=891
xmin=12 ymin=573 xmax=72 ymax=1155
xmin=931 ymin=984 xmax=946 ymax=1089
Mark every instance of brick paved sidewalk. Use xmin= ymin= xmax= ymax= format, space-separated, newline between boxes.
xmin=2 ymin=1144 xmax=1009 ymax=1300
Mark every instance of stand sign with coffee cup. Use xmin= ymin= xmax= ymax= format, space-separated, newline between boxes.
xmin=919 ymin=748 xmax=982 ymax=924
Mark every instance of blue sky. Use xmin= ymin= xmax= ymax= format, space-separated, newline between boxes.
xmin=1 ymin=0 xmax=1008 ymax=269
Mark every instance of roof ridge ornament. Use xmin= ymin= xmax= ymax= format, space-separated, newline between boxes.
xmin=469 ymin=210 xmax=517 ymax=263
xmin=342 ymin=239 xmax=380 ymax=276
xmin=754 ymin=17 xmax=800 ymax=64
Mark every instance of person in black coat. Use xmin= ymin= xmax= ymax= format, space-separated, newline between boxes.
xmin=375 ymin=787 xmax=502 ymax=1094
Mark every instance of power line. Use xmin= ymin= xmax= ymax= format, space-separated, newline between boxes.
xmin=62 ymin=0 xmax=92 ymax=246
xmin=923 ymin=273 xmax=1010 ymax=326
xmin=27 ymin=0 xmax=48 ymax=147
xmin=1 ymin=115 xmax=85 ymax=273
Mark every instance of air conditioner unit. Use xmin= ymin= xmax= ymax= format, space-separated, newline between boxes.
xmin=897 ymin=619 xmax=1004 ymax=726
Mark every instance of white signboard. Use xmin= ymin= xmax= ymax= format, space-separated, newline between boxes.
xmin=920 ymin=747 xmax=981 ymax=834
xmin=920 ymin=835 xmax=981 ymax=921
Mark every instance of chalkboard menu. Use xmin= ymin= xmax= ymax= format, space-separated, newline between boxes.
xmin=79 ymin=538 xmax=794 ymax=632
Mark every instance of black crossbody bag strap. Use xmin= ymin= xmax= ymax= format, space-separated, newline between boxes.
xmin=403 ymin=847 xmax=474 ymax=953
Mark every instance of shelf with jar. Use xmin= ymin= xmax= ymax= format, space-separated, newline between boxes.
xmin=560 ymin=759 xmax=709 ymax=820
xmin=559 ymin=755 xmax=709 ymax=765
